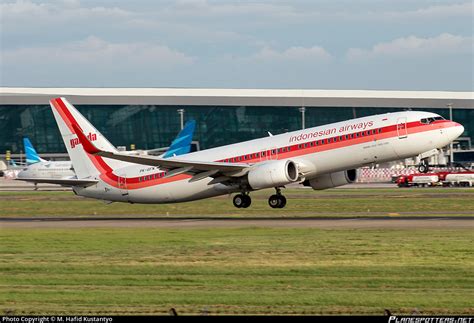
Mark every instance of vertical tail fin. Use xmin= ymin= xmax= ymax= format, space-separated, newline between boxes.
xmin=23 ymin=137 xmax=46 ymax=165
xmin=162 ymin=120 xmax=196 ymax=158
xmin=49 ymin=97 xmax=127 ymax=179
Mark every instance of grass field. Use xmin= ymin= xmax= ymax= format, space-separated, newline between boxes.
xmin=1 ymin=227 xmax=473 ymax=315
xmin=0 ymin=187 xmax=473 ymax=217
xmin=1 ymin=188 xmax=472 ymax=315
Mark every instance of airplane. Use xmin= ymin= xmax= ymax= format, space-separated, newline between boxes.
xmin=48 ymin=97 xmax=463 ymax=208
xmin=16 ymin=119 xmax=197 ymax=186
xmin=18 ymin=137 xmax=76 ymax=183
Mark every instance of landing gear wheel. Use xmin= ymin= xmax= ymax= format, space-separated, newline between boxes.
xmin=278 ymin=195 xmax=287 ymax=208
xmin=268 ymin=194 xmax=286 ymax=208
xmin=233 ymin=194 xmax=251 ymax=208
xmin=242 ymin=194 xmax=251 ymax=208
xmin=418 ymin=162 xmax=429 ymax=173
xmin=268 ymin=195 xmax=280 ymax=208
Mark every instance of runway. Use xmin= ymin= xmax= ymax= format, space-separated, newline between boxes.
xmin=1 ymin=216 xmax=472 ymax=229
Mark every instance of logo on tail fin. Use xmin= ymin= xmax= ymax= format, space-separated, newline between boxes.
xmin=70 ymin=133 xmax=97 ymax=148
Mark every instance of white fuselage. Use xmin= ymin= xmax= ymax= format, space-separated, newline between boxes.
xmin=73 ymin=111 xmax=464 ymax=203
xmin=17 ymin=161 xmax=75 ymax=180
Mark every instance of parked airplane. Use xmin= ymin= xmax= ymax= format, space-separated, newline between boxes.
xmin=48 ymin=97 xmax=463 ymax=208
xmin=18 ymin=137 xmax=76 ymax=183
xmin=16 ymin=120 xmax=196 ymax=185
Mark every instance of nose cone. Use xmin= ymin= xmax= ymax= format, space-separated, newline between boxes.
xmin=446 ymin=122 xmax=464 ymax=143
xmin=453 ymin=122 xmax=464 ymax=138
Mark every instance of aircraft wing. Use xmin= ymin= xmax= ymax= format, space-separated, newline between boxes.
xmin=73 ymin=124 xmax=250 ymax=176
xmin=15 ymin=177 xmax=98 ymax=186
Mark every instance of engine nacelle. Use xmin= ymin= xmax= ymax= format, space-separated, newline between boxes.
xmin=247 ymin=160 xmax=299 ymax=190
xmin=304 ymin=169 xmax=358 ymax=190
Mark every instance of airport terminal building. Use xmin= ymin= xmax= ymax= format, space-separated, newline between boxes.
xmin=1 ymin=88 xmax=473 ymax=162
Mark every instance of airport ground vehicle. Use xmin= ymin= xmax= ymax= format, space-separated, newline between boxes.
xmin=397 ymin=171 xmax=474 ymax=187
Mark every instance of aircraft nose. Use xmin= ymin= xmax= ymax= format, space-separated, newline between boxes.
xmin=454 ymin=122 xmax=464 ymax=137
xmin=449 ymin=122 xmax=464 ymax=140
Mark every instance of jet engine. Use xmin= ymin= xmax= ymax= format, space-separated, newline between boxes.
xmin=304 ymin=169 xmax=358 ymax=190
xmin=247 ymin=160 xmax=299 ymax=190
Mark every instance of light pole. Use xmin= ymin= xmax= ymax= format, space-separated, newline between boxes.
xmin=177 ymin=109 xmax=185 ymax=130
xmin=447 ymin=103 xmax=453 ymax=166
xmin=299 ymin=107 xmax=306 ymax=130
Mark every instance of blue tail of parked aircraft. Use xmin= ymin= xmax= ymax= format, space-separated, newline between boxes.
xmin=23 ymin=137 xmax=46 ymax=165
xmin=162 ymin=120 xmax=196 ymax=158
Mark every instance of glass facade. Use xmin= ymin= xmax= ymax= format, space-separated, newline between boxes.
xmin=0 ymin=104 xmax=472 ymax=154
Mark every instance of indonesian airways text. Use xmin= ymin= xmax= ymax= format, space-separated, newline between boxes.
xmin=289 ymin=121 xmax=374 ymax=143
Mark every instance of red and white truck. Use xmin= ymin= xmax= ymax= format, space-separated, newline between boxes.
xmin=396 ymin=171 xmax=474 ymax=187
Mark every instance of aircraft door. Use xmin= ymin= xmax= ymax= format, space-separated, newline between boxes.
xmin=117 ymin=175 xmax=129 ymax=200
xmin=397 ymin=118 xmax=408 ymax=139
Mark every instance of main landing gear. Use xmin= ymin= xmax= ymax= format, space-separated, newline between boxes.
xmin=233 ymin=193 xmax=251 ymax=208
xmin=268 ymin=188 xmax=287 ymax=209
xmin=233 ymin=188 xmax=287 ymax=209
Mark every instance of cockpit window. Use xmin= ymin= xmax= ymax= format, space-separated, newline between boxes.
xmin=421 ymin=116 xmax=444 ymax=124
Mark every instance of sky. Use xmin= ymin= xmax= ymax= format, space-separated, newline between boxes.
xmin=1 ymin=0 xmax=473 ymax=90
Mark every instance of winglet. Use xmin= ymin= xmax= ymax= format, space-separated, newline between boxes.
xmin=72 ymin=124 xmax=102 ymax=154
